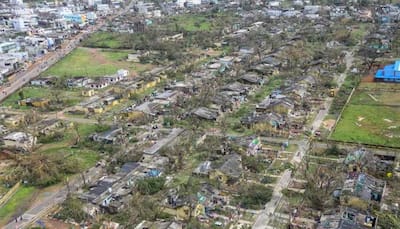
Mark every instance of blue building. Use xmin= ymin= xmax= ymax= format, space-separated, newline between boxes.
xmin=375 ymin=60 xmax=400 ymax=82
xmin=63 ymin=14 xmax=86 ymax=24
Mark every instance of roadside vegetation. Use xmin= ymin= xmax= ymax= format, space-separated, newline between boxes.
xmin=0 ymin=186 xmax=37 ymax=225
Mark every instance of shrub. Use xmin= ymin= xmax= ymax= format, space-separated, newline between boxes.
xmin=234 ymin=184 xmax=273 ymax=209
xmin=136 ymin=177 xmax=166 ymax=195
xmin=54 ymin=196 xmax=87 ymax=223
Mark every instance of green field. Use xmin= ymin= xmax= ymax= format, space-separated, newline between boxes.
xmin=331 ymin=83 xmax=400 ymax=147
xmin=1 ymin=87 xmax=82 ymax=108
xmin=0 ymin=186 xmax=37 ymax=225
xmin=168 ymin=14 xmax=212 ymax=31
xmin=82 ymin=32 xmax=126 ymax=49
xmin=42 ymin=47 xmax=137 ymax=78
xmin=37 ymin=123 xmax=106 ymax=168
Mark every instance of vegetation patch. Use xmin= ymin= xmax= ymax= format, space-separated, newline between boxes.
xmin=136 ymin=177 xmax=166 ymax=195
xmin=232 ymin=184 xmax=273 ymax=210
xmin=0 ymin=186 xmax=37 ymax=225
xmin=168 ymin=14 xmax=212 ymax=31
xmin=54 ymin=196 xmax=87 ymax=223
xmin=82 ymin=32 xmax=133 ymax=49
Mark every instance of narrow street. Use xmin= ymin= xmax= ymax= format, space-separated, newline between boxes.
xmin=252 ymin=51 xmax=354 ymax=229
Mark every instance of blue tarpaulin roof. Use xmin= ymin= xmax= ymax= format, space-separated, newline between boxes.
xmin=375 ymin=60 xmax=400 ymax=82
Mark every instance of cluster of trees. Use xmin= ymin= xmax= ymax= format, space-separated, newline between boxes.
xmin=302 ymin=162 xmax=343 ymax=210
xmin=242 ymin=155 xmax=267 ymax=173
xmin=329 ymin=73 xmax=361 ymax=115
xmin=54 ymin=196 xmax=88 ymax=223
xmin=136 ymin=177 xmax=166 ymax=195
xmin=4 ymin=153 xmax=81 ymax=187
xmin=234 ymin=184 xmax=273 ymax=210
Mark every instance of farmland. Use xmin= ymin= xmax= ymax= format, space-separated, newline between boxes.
xmin=331 ymin=82 xmax=400 ymax=147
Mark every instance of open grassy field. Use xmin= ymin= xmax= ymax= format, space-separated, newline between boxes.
xmin=0 ymin=186 xmax=37 ymax=225
xmin=81 ymin=32 xmax=126 ymax=49
xmin=36 ymin=123 xmax=105 ymax=168
xmin=42 ymin=47 xmax=151 ymax=78
xmin=1 ymin=87 xmax=82 ymax=108
xmin=168 ymin=14 xmax=212 ymax=31
xmin=331 ymin=83 xmax=400 ymax=147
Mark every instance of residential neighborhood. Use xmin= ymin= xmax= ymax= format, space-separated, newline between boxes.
xmin=0 ymin=0 xmax=400 ymax=229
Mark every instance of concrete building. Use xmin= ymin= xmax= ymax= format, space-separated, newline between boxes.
xmin=12 ymin=17 xmax=26 ymax=32
xmin=0 ymin=42 xmax=19 ymax=54
xmin=10 ymin=0 xmax=23 ymax=5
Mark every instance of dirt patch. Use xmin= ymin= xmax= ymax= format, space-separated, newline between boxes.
xmin=42 ymin=218 xmax=78 ymax=229
xmin=322 ymin=119 xmax=336 ymax=130
xmin=84 ymin=48 xmax=108 ymax=65
xmin=31 ymin=183 xmax=64 ymax=207
xmin=361 ymin=75 xmax=375 ymax=83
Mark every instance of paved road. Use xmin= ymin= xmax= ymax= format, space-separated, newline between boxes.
xmin=0 ymin=35 xmax=84 ymax=103
xmin=4 ymin=167 xmax=103 ymax=229
xmin=252 ymin=51 xmax=355 ymax=229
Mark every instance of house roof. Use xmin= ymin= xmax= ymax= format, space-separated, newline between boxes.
xmin=375 ymin=60 xmax=400 ymax=80
xmin=135 ymin=220 xmax=182 ymax=229
xmin=261 ymin=56 xmax=282 ymax=66
xmin=221 ymin=82 xmax=249 ymax=93
xmin=193 ymin=161 xmax=213 ymax=175
xmin=241 ymin=112 xmax=285 ymax=126
xmin=154 ymin=90 xmax=179 ymax=100
xmin=257 ymin=97 xmax=295 ymax=110
xmin=342 ymin=173 xmax=386 ymax=203
xmin=120 ymin=162 xmax=140 ymax=174
xmin=218 ymin=154 xmax=242 ymax=178
xmin=318 ymin=208 xmax=377 ymax=229
xmin=83 ymin=176 xmax=119 ymax=201
xmin=211 ymin=93 xmax=233 ymax=105
xmin=239 ymin=73 xmax=262 ymax=84
xmin=37 ymin=118 xmax=60 ymax=127
xmin=134 ymin=101 xmax=162 ymax=116
xmin=192 ymin=107 xmax=219 ymax=120
xmin=93 ymin=127 xmax=122 ymax=142
xmin=143 ymin=128 xmax=184 ymax=155
xmin=3 ymin=132 xmax=32 ymax=142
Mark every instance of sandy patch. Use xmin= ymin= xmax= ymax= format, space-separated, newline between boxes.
xmin=42 ymin=218 xmax=79 ymax=229
xmin=323 ymin=119 xmax=336 ymax=130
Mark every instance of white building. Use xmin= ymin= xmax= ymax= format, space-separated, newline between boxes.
xmin=10 ymin=0 xmax=23 ymax=5
xmin=87 ymin=0 xmax=95 ymax=7
xmin=12 ymin=17 xmax=26 ymax=32
xmin=97 ymin=4 xmax=110 ymax=12
xmin=176 ymin=0 xmax=186 ymax=7
xmin=176 ymin=0 xmax=202 ymax=7
xmin=117 ymin=69 xmax=129 ymax=77
xmin=0 ymin=42 xmax=19 ymax=54
xmin=3 ymin=132 xmax=37 ymax=151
